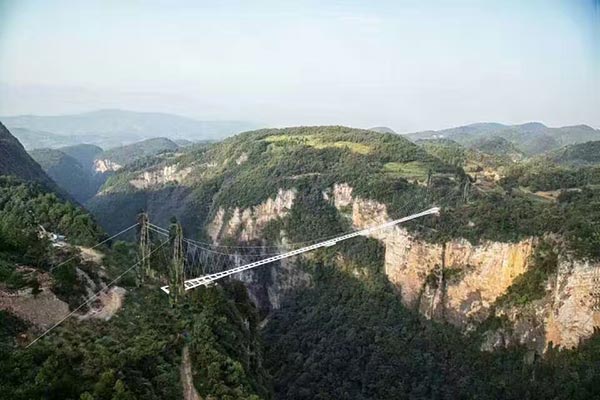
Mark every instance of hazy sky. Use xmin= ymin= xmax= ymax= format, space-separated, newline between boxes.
xmin=0 ymin=0 xmax=598 ymax=131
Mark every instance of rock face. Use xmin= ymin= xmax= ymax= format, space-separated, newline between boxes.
xmin=329 ymin=182 xmax=600 ymax=351
xmin=207 ymin=188 xmax=296 ymax=243
xmin=541 ymin=260 xmax=600 ymax=349
xmin=205 ymin=188 xmax=311 ymax=311
xmin=129 ymin=164 xmax=192 ymax=189
xmin=345 ymin=192 xmax=534 ymax=325
xmin=94 ymin=158 xmax=122 ymax=173
xmin=203 ymin=181 xmax=600 ymax=351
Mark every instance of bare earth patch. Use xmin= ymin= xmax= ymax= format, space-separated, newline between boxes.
xmin=181 ymin=345 xmax=201 ymax=400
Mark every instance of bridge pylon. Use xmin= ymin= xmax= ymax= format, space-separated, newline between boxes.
xmin=137 ymin=212 xmax=153 ymax=284
xmin=168 ymin=218 xmax=185 ymax=305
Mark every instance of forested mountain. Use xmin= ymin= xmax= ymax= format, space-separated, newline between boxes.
xmin=545 ymin=140 xmax=600 ymax=167
xmin=2 ymin=109 xmax=260 ymax=148
xmin=86 ymin=126 xmax=455 ymax=235
xmin=0 ymin=122 xmax=57 ymax=188
xmin=0 ymin=131 xmax=270 ymax=399
xmin=406 ymin=122 xmax=600 ymax=155
xmin=99 ymin=137 xmax=180 ymax=167
xmin=28 ymin=139 xmax=182 ymax=203
xmin=469 ymin=136 xmax=524 ymax=161
xmin=29 ymin=148 xmax=104 ymax=203
xmin=7 ymin=126 xmax=76 ymax=150
xmin=81 ymin=125 xmax=600 ymax=398
xmin=3 ymin=124 xmax=600 ymax=399
xmin=369 ymin=126 xmax=396 ymax=134
xmin=59 ymin=144 xmax=104 ymax=170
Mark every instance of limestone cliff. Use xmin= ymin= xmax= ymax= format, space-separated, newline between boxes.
xmin=129 ymin=164 xmax=192 ymax=189
xmin=203 ymin=181 xmax=600 ymax=351
xmin=329 ymin=183 xmax=600 ymax=351
xmin=205 ymin=188 xmax=311 ymax=311
xmin=207 ymin=188 xmax=296 ymax=243
xmin=94 ymin=158 xmax=122 ymax=173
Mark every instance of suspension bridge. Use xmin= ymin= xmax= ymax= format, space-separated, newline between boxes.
xmin=155 ymin=207 xmax=440 ymax=294
xmin=26 ymin=206 xmax=439 ymax=347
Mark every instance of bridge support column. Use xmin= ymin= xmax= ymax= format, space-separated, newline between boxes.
xmin=169 ymin=218 xmax=185 ymax=305
xmin=137 ymin=212 xmax=153 ymax=285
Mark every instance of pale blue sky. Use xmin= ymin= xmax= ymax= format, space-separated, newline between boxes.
xmin=0 ymin=0 xmax=598 ymax=131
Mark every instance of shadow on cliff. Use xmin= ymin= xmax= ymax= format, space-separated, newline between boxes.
xmin=85 ymin=186 xmax=205 ymax=239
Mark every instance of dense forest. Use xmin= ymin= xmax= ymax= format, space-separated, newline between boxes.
xmin=0 ymin=176 xmax=270 ymax=399
xmin=265 ymin=254 xmax=600 ymax=400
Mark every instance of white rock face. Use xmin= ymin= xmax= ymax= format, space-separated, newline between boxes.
xmin=205 ymin=188 xmax=312 ymax=311
xmin=129 ymin=164 xmax=192 ymax=189
xmin=235 ymin=152 xmax=249 ymax=165
xmin=545 ymin=260 xmax=600 ymax=349
xmin=207 ymin=188 xmax=296 ymax=243
xmin=331 ymin=183 xmax=354 ymax=208
xmin=94 ymin=159 xmax=122 ymax=173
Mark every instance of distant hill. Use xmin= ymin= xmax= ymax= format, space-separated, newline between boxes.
xmin=406 ymin=122 xmax=600 ymax=155
xmin=29 ymin=148 xmax=104 ymax=203
xmin=173 ymin=138 xmax=195 ymax=147
xmin=469 ymin=136 xmax=524 ymax=161
xmin=1 ymin=109 xmax=260 ymax=148
xmin=546 ymin=140 xmax=600 ymax=167
xmin=7 ymin=127 xmax=76 ymax=150
xmin=0 ymin=122 xmax=56 ymax=187
xmin=369 ymin=126 xmax=397 ymax=134
xmin=87 ymin=125 xmax=457 ymax=234
xmin=28 ymin=138 xmax=180 ymax=201
xmin=59 ymin=144 xmax=104 ymax=170
xmin=99 ymin=137 xmax=179 ymax=167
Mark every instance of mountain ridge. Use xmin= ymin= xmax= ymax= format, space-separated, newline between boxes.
xmin=405 ymin=122 xmax=600 ymax=156
xmin=2 ymin=109 xmax=261 ymax=149
xmin=0 ymin=122 xmax=57 ymax=189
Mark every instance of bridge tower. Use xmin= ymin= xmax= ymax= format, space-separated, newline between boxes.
xmin=137 ymin=212 xmax=153 ymax=285
xmin=168 ymin=218 xmax=185 ymax=305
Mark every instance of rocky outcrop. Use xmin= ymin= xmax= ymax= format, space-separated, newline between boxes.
xmin=546 ymin=261 xmax=600 ymax=348
xmin=129 ymin=164 xmax=192 ymax=189
xmin=346 ymin=195 xmax=534 ymax=325
xmin=234 ymin=257 xmax=312 ymax=311
xmin=235 ymin=152 xmax=249 ymax=165
xmin=94 ymin=158 xmax=122 ymax=173
xmin=207 ymin=188 xmax=296 ymax=243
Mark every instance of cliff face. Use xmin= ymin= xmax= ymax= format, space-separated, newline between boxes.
xmin=129 ymin=164 xmax=192 ymax=190
xmin=328 ymin=183 xmax=600 ymax=351
xmin=93 ymin=158 xmax=122 ymax=173
xmin=204 ymin=181 xmax=600 ymax=351
xmin=206 ymin=188 xmax=311 ymax=311
xmin=207 ymin=188 xmax=296 ymax=243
